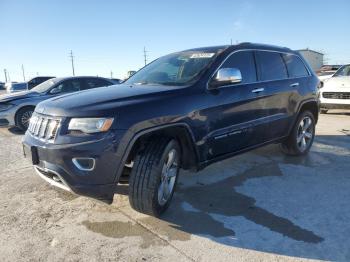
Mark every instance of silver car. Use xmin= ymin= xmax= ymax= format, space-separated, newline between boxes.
xmin=0 ymin=76 xmax=117 ymax=131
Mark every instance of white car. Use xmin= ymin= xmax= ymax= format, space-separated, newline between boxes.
xmin=320 ymin=64 xmax=350 ymax=113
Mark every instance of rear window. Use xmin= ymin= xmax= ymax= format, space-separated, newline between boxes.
xmin=283 ymin=54 xmax=309 ymax=78
xmin=256 ymin=51 xmax=288 ymax=81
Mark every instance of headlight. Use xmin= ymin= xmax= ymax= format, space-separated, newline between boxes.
xmin=68 ymin=118 xmax=114 ymax=134
xmin=0 ymin=104 xmax=14 ymax=112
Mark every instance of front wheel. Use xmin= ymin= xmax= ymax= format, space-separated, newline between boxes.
xmin=16 ymin=107 xmax=34 ymax=131
xmin=281 ymin=110 xmax=316 ymax=156
xmin=129 ymin=138 xmax=181 ymax=217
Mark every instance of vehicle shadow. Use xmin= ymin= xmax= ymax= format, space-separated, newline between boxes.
xmin=7 ymin=127 xmax=25 ymax=135
xmin=137 ymin=135 xmax=350 ymax=261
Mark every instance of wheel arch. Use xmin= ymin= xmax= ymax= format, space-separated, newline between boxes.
xmin=298 ymin=100 xmax=319 ymax=123
xmin=127 ymin=124 xmax=199 ymax=170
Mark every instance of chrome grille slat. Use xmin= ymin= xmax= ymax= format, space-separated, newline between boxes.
xmin=28 ymin=113 xmax=60 ymax=143
xmin=323 ymin=92 xmax=350 ymax=100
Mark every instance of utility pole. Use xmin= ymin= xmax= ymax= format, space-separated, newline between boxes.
xmin=69 ymin=50 xmax=75 ymax=76
xmin=143 ymin=46 xmax=148 ymax=66
xmin=110 ymin=71 xmax=113 ymax=79
xmin=3 ymin=69 xmax=8 ymax=82
xmin=230 ymin=39 xmax=233 ymax=45
xmin=21 ymin=64 xmax=25 ymax=81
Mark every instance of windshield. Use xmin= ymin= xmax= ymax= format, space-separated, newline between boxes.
xmin=125 ymin=50 xmax=220 ymax=86
xmin=333 ymin=65 xmax=350 ymax=77
xmin=32 ymin=78 xmax=59 ymax=93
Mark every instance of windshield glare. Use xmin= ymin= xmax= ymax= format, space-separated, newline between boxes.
xmin=125 ymin=51 xmax=218 ymax=86
xmin=333 ymin=65 xmax=350 ymax=77
xmin=32 ymin=78 xmax=58 ymax=93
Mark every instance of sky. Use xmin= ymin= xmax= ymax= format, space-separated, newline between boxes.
xmin=1 ymin=0 xmax=349 ymax=82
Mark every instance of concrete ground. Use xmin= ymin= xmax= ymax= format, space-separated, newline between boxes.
xmin=0 ymin=111 xmax=349 ymax=262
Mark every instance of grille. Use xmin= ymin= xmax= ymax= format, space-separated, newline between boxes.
xmin=323 ymin=92 xmax=350 ymax=100
xmin=28 ymin=113 xmax=60 ymax=142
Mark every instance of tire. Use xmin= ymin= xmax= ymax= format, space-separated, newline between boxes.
xmin=129 ymin=138 xmax=181 ymax=217
xmin=15 ymin=107 xmax=34 ymax=131
xmin=320 ymin=109 xmax=328 ymax=114
xmin=281 ymin=110 xmax=316 ymax=156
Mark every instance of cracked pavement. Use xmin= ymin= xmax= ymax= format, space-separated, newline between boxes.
xmin=0 ymin=111 xmax=349 ymax=261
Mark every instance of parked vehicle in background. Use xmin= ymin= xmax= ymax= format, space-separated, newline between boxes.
xmin=320 ymin=64 xmax=350 ymax=113
xmin=0 ymin=76 xmax=116 ymax=131
xmin=0 ymin=82 xmax=5 ymax=90
xmin=110 ymin=78 xmax=122 ymax=84
xmin=27 ymin=76 xmax=55 ymax=89
xmin=6 ymin=82 xmax=28 ymax=93
xmin=317 ymin=65 xmax=342 ymax=81
xmin=22 ymin=43 xmax=320 ymax=217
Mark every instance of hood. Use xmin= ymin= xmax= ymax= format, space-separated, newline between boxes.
xmin=323 ymin=76 xmax=350 ymax=90
xmin=36 ymin=84 xmax=186 ymax=117
xmin=0 ymin=90 xmax=41 ymax=103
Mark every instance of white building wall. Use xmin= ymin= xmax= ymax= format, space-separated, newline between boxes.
xmin=298 ymin=50 xmax=324 ymax=71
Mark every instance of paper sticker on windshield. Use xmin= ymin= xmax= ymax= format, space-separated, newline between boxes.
xmin=190 ymin=53 xmax=215 ymax=59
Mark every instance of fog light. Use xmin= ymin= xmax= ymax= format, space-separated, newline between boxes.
xmin=72 ymin=158 xmax=95 ymax=171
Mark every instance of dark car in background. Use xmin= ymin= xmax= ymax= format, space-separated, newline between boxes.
xmin=23 ymin=43 xmax=320 ymax=217
xmin=0 ymin=76 xmax=116 ymax=130
xmin=27 ymin=76 xmax=55 ymax=89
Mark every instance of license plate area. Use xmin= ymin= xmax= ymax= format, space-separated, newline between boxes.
xmin=23 ymin=144 xmax=39 ymax=165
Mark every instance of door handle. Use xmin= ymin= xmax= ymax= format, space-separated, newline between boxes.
xmin=252 ymin=88 xmax=264 ymax=93
xmin=290 ymin=82 xmax=299 ymax=88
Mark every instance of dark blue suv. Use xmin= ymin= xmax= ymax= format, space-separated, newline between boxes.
xmin=23 ymin=43 xmax=320 ymax=217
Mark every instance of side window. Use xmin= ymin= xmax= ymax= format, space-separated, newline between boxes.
xmin=283 ymin=54 xmax=309 ymax=78
xmin=221 ymin=51 xmax=257 ymax=84
xmin=256 ymin=51 xmax=288 ymax=81
xmin=54 ymin=79 xmax=82 ymax=94
xmin=84 ymin=78 xmax=111 ymax=89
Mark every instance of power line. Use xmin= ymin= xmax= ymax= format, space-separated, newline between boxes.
xmin=69 ymin=50 xmax=75 ymax=76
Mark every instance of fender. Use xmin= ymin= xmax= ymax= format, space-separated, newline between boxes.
xmin=113 ymin=122 xmax=199 ymax=183
xmin=287 ymin=98 xmax=320 ymax=135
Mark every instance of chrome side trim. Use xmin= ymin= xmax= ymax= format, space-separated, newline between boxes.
xmin=34 ymin=166 xmax=72 ymax=192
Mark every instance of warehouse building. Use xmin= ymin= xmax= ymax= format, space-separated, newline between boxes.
xmin=297 ymin=48 xmax=324 ymax=71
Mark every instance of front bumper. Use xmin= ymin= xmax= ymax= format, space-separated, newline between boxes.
xmin=22 ymin=129 xmax=128 ymax=203
xmin=0 ymin=108 xmax=16 ymax=127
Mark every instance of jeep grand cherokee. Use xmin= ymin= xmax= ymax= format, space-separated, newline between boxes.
xmin=22 ymin=43 xmax=320 ymax=217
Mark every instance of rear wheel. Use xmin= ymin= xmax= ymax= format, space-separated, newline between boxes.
xmin=16 ymin=107 xmax=34 ymax=131
xmin=129 ymin=138 xmax=180 ymax=217
xmin=320 ymin=109 xmax=328 ymax=114
xmin=281 ymin=110 xmax=315 ymax=156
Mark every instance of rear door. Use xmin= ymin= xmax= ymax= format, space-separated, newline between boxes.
xmin=253 ymin=50 xmax=295 ymax=143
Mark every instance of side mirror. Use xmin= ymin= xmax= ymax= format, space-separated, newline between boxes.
xmin=50 ymin=87 xmax=61 ymax=94
xmin=209 ymin=68 xmax=242 ymax=88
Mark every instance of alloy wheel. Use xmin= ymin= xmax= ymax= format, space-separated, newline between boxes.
xmin=296 ymin=116 xmax=314 ymax=152
xmin=158 ymin=148 xmax=178 ymax=206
